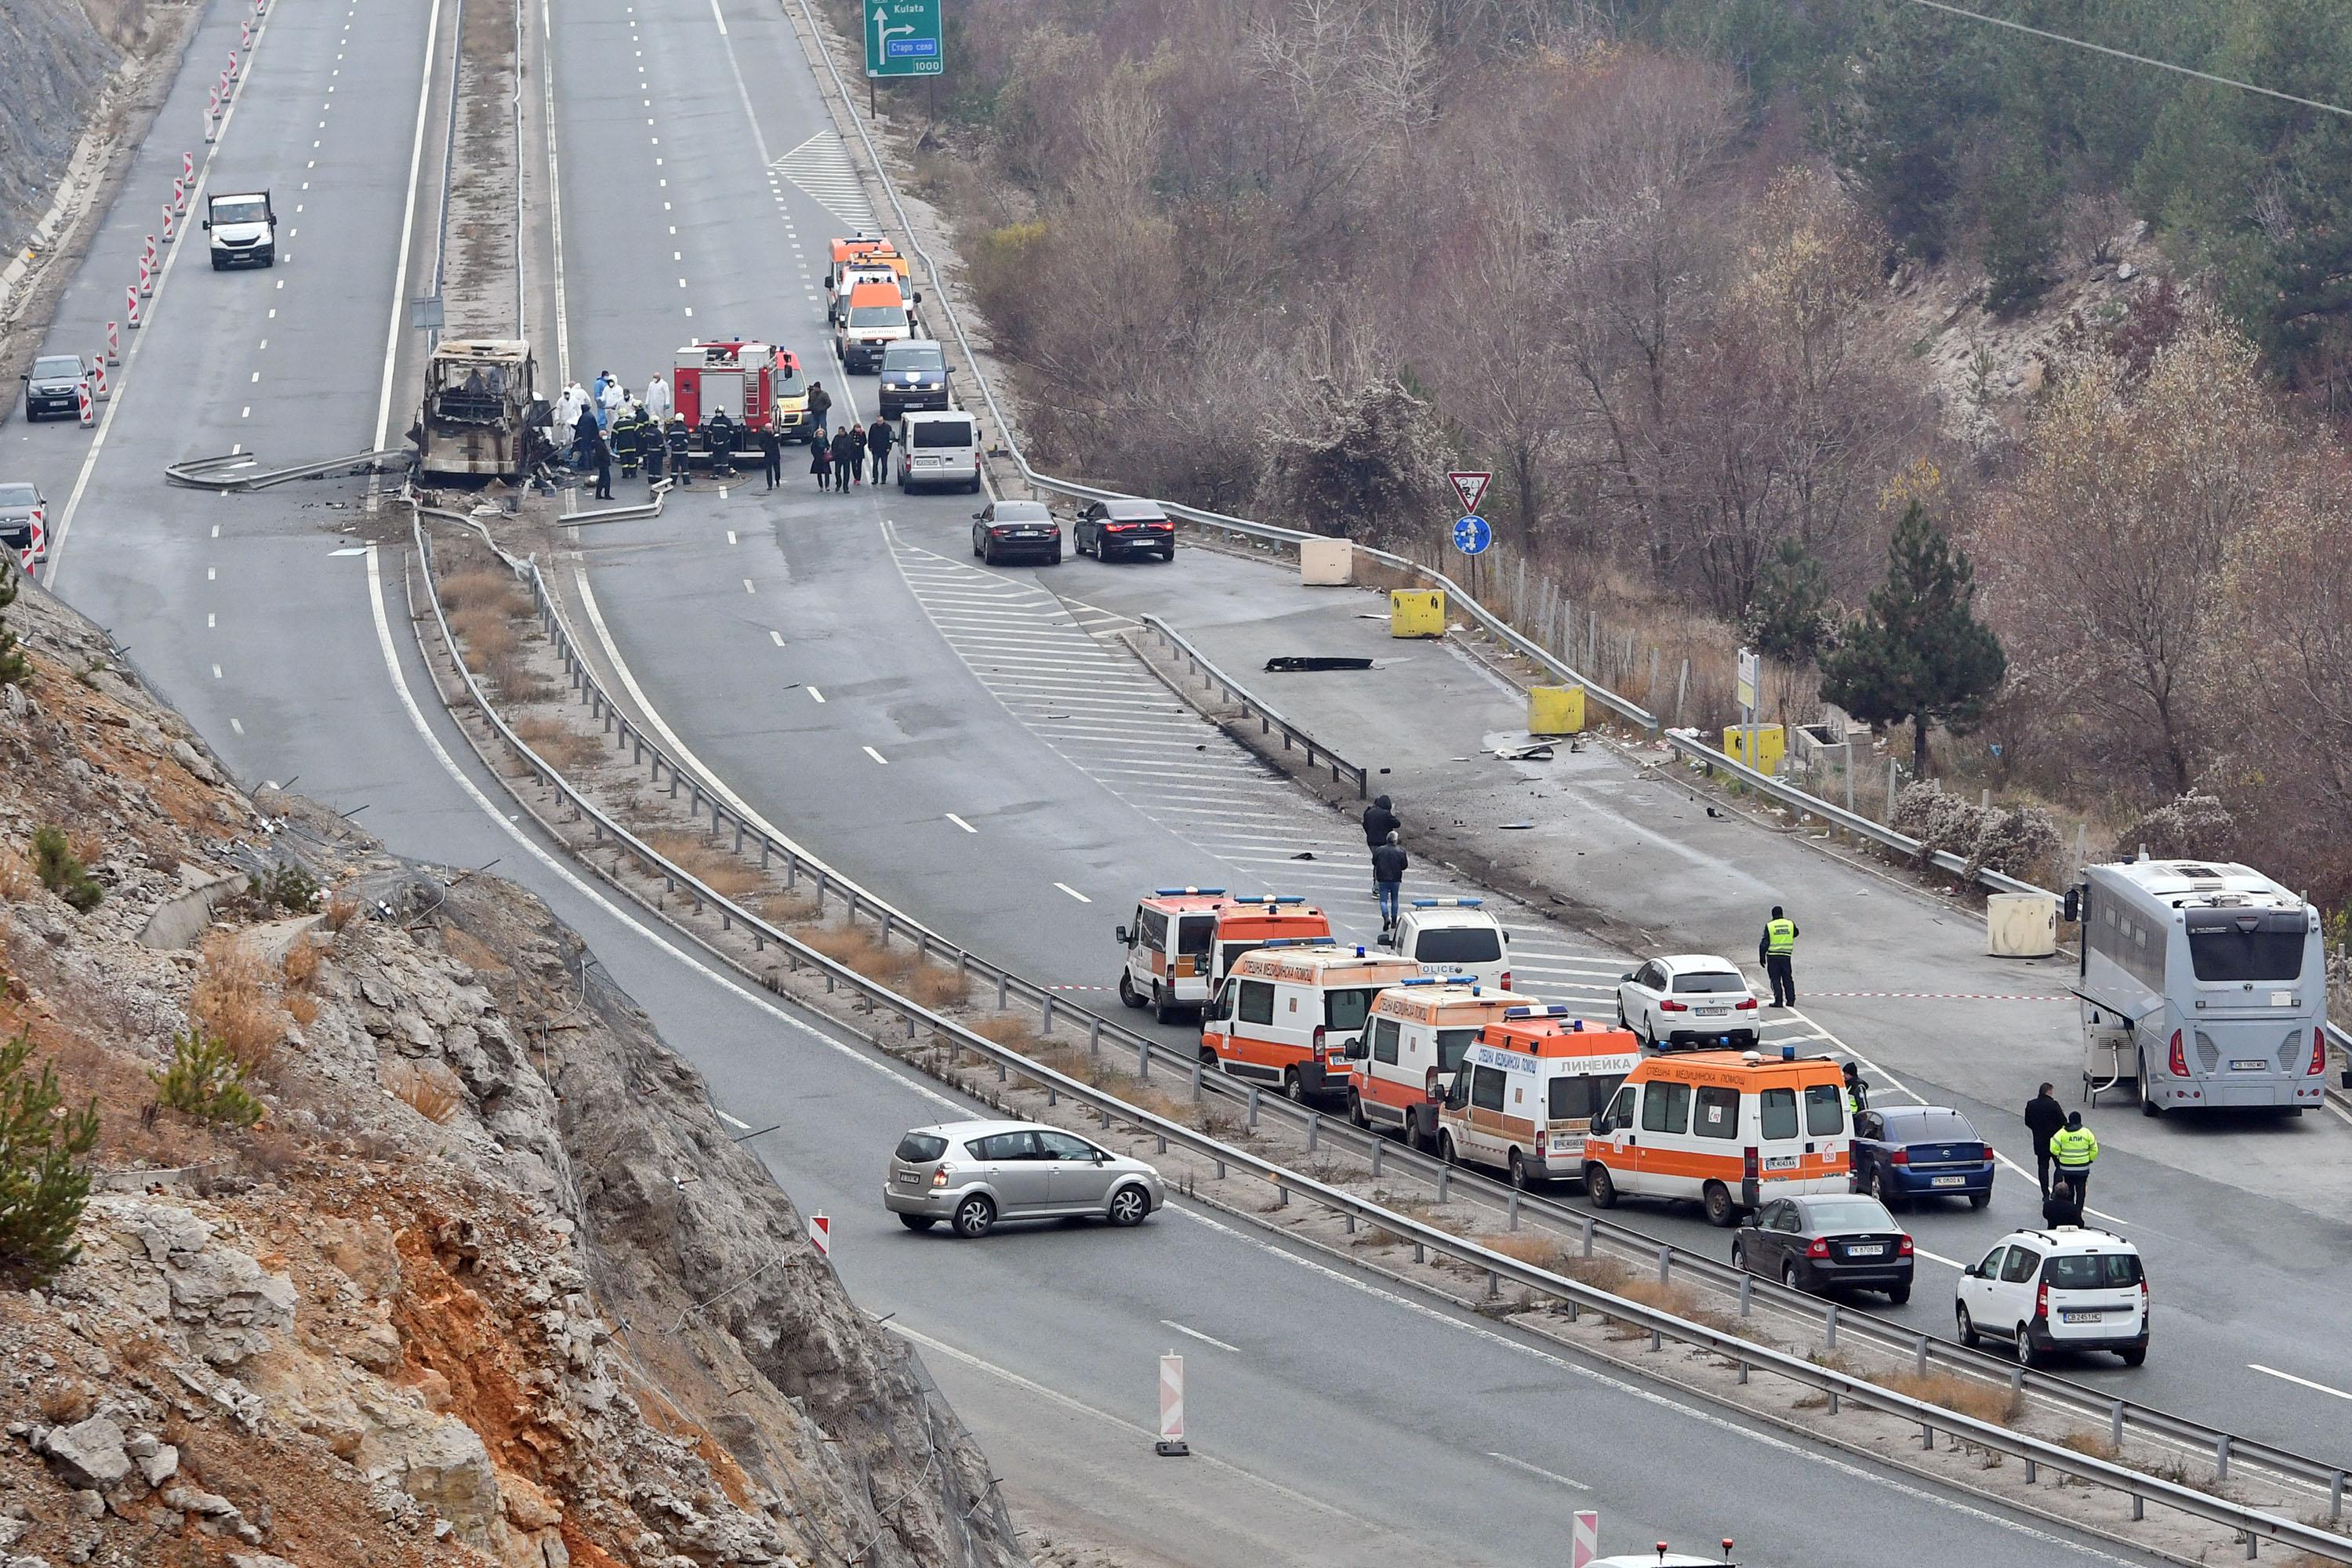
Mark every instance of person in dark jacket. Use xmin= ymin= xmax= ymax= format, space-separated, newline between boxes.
xmin=1759 ymin=906 xmax=1798 ymax=1007
xmin=703 ymin=408 xmax=738 ymax=477
xmin=1362 ymin=795 xmax=1399 ymax=851
xmin=811 ymin=434 xmax=833 ymax=489
xmin=758 ymin=423 xmax=782 ymax=489
xmin=590 ymin=426 xmax=613 ymax=500
xmin=807 ymin=381 xmax=832 ymax=443
xmin=845 ymin=422 xmax=868 ymax=486
xmin=1371 ymin=831 xmax=1408 ymax=935
xmin=644 ymin=416 xmax=666 ymax=484
xmin=830 ymin=425 xmax=860 ymax=488
xmin=867 ymin=417 xmax=895 ymax=484
xmin=572 ymin=404 xmax=601 ymax=471
xmin=2024 ymin=1082 xmax=2067 ymax=1198
xmin=612 ymin=408 xmax=642 ymax=478
xmin=666 ymin=416 xmax=692 ymax=485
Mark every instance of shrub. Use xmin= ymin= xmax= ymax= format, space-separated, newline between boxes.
xmin=249 ymin=861 xmax=319 ymax=914
xmin=1892 ymin=785 xmax=2063 ymax=882
xmin=323 ymin=895 xmax=361 ymax=932
xmin=386 ymin=1061 xmax=460 ymax=1125
xmin=0 ymin=571 xmax=31 ymax=688
xmin=2113 ymin=793 xmax=2234 ymax=862
xmin=281 ymin=939 xmax=321 ymax=989
xmin=31 ymin=826 xmax=102 ymax=913
xmin=153 ymin=1029 xmax=263 ymax=1127
xmin=190 ymin=935 xmax=285 ymax=1069
xmin=0 ymin=1027 xmax=100 ymax=1287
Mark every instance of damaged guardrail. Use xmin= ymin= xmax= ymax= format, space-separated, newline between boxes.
xmin=165 ymin=447 xmax=409 ymax=490
xmin=1137 ymin=615 xmax=1368 ymax=800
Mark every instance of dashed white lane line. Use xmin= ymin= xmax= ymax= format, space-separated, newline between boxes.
xmin=207 ymin=567 xmax=216 ymax=580
xmin=1485 ymin=1452 xmax=1588 ymax=1492
xmin=229 ymin=717 xmax=243 ymax=735
xmin=742 ymin=578 xmax=755 ymax=593
xmin=726 ymin=529 xmax=737 ymax=544
xmin=862 ymin=745 xmax=887 ymax=764
xmin=946 ymin=812 xmax=976 ymax=833
xmin=206 ymin=612 xmax=215 ymax=629
xmin=1054 ymin=882 xmax=1091 ymax=903
xmin=2249 ymin=1364 xmax=2352 ymax=1402
xmin=211 ymin=664 xmax=222 ymax=679
xmin=808 ymin=686 xmax=825 ymax=703
xmin=1160 ymin=1319 xmax=1241 ymax=1354
xmin=768 ymin=630 xmax=784 ymax=646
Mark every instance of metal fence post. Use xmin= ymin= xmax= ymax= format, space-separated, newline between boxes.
xmin=1247 ymin=1086 xmax=1260 ymax=1129
xmin=1825 ymin=1303 xmax=1838 ymax=1348
xmin=1505 ymin=1189 xmax=1519 ymax=1230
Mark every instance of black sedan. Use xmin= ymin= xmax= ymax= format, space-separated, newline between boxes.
xmin=1731 ymin=1194 xmax=1913 ymax=1303
xmin=972 ymin=500 xmax=1061 ymax=565
xmin=22 ymin=354 xmax=90 ymax=421
xmin=1074 ymin=498 xmax=1175 ymax=561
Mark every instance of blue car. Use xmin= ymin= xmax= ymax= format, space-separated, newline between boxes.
xmin=1850 ymin=1105 xmax=1994 ymax=1210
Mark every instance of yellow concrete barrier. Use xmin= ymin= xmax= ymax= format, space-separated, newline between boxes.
xmin=1528 ymin=685 xmax=1584 ymax=735
xmin=1389 ymin=589 xmax=1445 ymax=638
xmin=1724 ymin=723 xmax=1788 ymax=774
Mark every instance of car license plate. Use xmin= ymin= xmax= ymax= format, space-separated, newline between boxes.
xmin=1697 ymin=1007 xmax=1727 ymax=1018
xmin=893 ymin=1171 xmax=922 ymax=1186
xmin=1846 ymin=1243 xmax=1884 ymax=1257
xmin=1765 ymin=1154 xmax=1798 ymax=1171
xmin=2230 ymin=1058 xmax=2267 ymax=1071
xmin=1932 ymin=1175 xmax=1966 ymax=1188
xmin=2060 ymin=1310 xmax=2104 ymax=1324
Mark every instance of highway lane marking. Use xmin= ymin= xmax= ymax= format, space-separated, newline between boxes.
xmin=716 ymin=1109 xmax=752 ymax=1131
xmin=211 ymin=665 xmax=221 ymax=679
xmin=726 ymin=530 xmax=737 ymax=544
xmin=1160 ymin=1319 xmax=1241 ymax=1354
xmin=807 ymin=686 xmax=823 ymax=702
xmin=371 ymin=0 xmax=447 ymax=451
xmin=862 ymin=745 xmax=887 ymax=765
xmin=1484 ymin=1452 xmax=1588 ymax=1492
xmin=1166 ymin=1202 xmax=2137 ymax=1561
xmin=742 ymin=578 xmax=755 ymax=593
xmin=887 ymin=1321 xmax=1353 ymax=1519
xmin=2249 ymin=1364 xmax=2352 ymax=1402
xmin=365 ymin=543 xmax=967 ymax=1126
xmin=768 ymin=630 xmax=783 ymax=646
xmin=206 ymin=613 xmax=215 ymax=629
xmin=207 ymin=567 xmax=216 ymax=580
xmin=946 ymin=813 xmax=976 ymax=833
xmin=1054 ymin=882 xmax=1091 ymax=903
xmin=541 ymin=0 xmax=570 ymax=375
xmin=230 ymin=718 xmax=243 ymax=735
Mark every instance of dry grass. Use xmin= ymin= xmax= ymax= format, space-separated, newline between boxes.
xmin=797 ymin=922 xmax=918 ymax=985
xmin=644 ymin=832 xmax=765 ymax=902
xmin=761 ymin=891 xmax=820 ymax=925
xmin=484 ymin=648 xmax=552 ymax=702
xmin=385 ymin=1060 xmax=461 ymax=1124
xmin=1875 ymin=1370 xmax=2020 ymax=1427
xmin=439 ymin=569 xmax=528 ymax=617
xmin=281 ymin=939 xmax=320 ymax=990
xmin=2058 ymin=1428 xmax=2120 ymax=1462
xmin=512 ymin=714 xmax=605 ymax=772
xmin=190 ymin=933 xmax=286 ymax=1070
xmin=285 ymin=992 xmax=319 ymax=1029
xmin=1481 ymin=1232 xmax=1569 ymax=1271
xmin=324 ymin=895 xmax=360 ymax=932
xmin=68 ymin=828 xmax=107 ymax=872
xmin=902 ymin=963 xmax=971 ymax=1009
xmin=448 ymin=604 xmax=518 ymax=666
xmin=0 ymin=847 xmax=34 ymax=902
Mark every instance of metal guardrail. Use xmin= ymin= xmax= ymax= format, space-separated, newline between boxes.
xmin=1137 ymin=615 xmax=1367 ymax=800
xmin=415 ymin=490 xmax=2352 ymax=1560
xmin=165 ymin=446 xmax=411 ymax=490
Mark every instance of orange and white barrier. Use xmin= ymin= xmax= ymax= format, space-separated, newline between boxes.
xmin=1154 ymin=1352 xmax=1188 ymax=1456
xmin=106 ymin=321 xmax=119 ymax=365
xmin=205 ymin=92 xmax=219 ymax=142
xmin=125 ymin=285 xmax=140 ymax=330
xmin=1572 ymin=1512 xmax=1599 ymax=1568
xmin=142 ymin=234 xmax=156 ymax=269
xmin=137 ymin=258 xmax=153 ymax=299
xmin=160 ymin=204 xmax=175 ymax=244
xmin=76 ymin=384 xmax=94 ymax=429
xmin=92 ymin=354 xmax=109 ymax=401
xmin=181 ymin=151 xmax=194 ymax=190
xmin=807 ymin=1212 xmax=830 ymax=1256
xmin=171 ymin=177 xmax=187 ymax=217
xmin=226 ymin=49 xmax=239 ymax=85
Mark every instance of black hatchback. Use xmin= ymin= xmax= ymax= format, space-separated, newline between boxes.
xmin=1732 ymin=1193 xmax=1914 ymax=1303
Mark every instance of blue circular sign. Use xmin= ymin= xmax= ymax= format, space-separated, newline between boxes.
xmin=1453 ymin=514 xmax=1492 ymax=555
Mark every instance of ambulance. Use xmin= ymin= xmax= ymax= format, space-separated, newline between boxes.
xmin=836 ymin=278 xmax=921 ymax=372
xmin=1434 ymin=1009 xmax=1639 ymax=1188
xmin=1385 ymin=898 xmax=1513 ymax=989
xmin=1115 ymin=891 xmax=1334 ymax=1023
xmin=673 ymin=341 xmax=809 ymax=445
xmin=1581 ymin=1049 xmax=1852 ymax=1226
xmin=825 ymin=236 xmax=909 ymax=318
xmin=1341 ymin=978 xmax=1530 ymax=1149
xmin=1202 ymin=945 xmax=1422 ymax=1102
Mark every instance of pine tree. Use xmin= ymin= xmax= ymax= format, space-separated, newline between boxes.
xmin=1743 ymin=538 xmax=1833 ymax=668
xmin=1818 ymin=503 xmax=2005 ymax=776
xmin=0 ymin=1027 xmax=100 ymax=1287
xmin=1982 ymin=135 xmax=2061 ymax=316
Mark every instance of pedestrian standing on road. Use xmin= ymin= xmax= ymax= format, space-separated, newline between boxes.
xmin=867 ymin=417 xmax=894 ymax=485
xmin=2049 ymin=1111 xmax=2098 ymax=1209
xmin=758 ymin=423 xmax=782 ymax=489
xmin=666 ymin=416 xmax=693 ymax=486
xmin=572 ymin=403 xmax=601 ymax=471
xmin=2024 ymin=1082 xmax=2067 ymax=1199
xmin=645 ymin=372 xmax=672 ymax=426
xmin=704 ymin=407 xmax=738 ymax=477
xmin=591 ymin=370 xmax=611 ymax=420
xmin=1371 ymin=831 xmax=1408 ymax=938
xmin=845 ymin=422 xmax=867 ymax=486
xmin=591 ymin=427 xmax=613 ymax=501
xmin=808 ymin=381 xmax=831 ymax=443
xmin=811 ymin=433 xmax=833 ymax=489
xmin=556 ymin=381 xmax=586 ymax=446
xmin=1362 ymin=794 xmax=1399 ymax=894
xmin=645 ymin=418 xmax=666 ymax=485
xmin=1759 ymin=906 xmax=1799 ymax=1007
xmin=597 ymin=372 xmax=622 ymax=430
xmin=831 ymin=425 xmax=859 ymax=488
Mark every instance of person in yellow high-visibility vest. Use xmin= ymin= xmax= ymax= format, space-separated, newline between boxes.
xmin=2049 ymin=1112 xmax=2100 ymax=1208
xmin=1759 ymin=906 xmax=1799 ymax=1007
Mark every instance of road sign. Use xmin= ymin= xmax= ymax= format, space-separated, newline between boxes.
xmin=1155 ymin=1352 xmax=1189 ymax=1455
xmin=1453 ymin=514 xmax=1491 ymax=556
xmin=1736 ymin=647 xmax=1761 ymax=717
xmin=1446 ymin=470 xmax=1490 ymax=517
xmin=865 ymin=0 xmax=942 ymax=78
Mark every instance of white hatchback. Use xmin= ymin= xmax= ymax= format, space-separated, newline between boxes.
xmin=1955 ymin=1227 xmax=2148 ymax=1367
xmin=1615 ymin=954 xmax=1761 ymax=1051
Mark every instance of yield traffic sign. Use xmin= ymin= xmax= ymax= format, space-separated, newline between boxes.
xmin=1446 ymin=470 xmax=1490 ymax=517
xmin=866 ymin=0 xmax=942 ymax=77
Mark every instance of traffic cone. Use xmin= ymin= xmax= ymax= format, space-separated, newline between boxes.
xmin=92 ymin=355 xmax=109 ymax=402
xmin=77 ymin=384 xmax=94 ymax=428
xmin=125 ymin=285 xmax=140 ymax=330
xmin=106 ymin=321 xmax=119 ymax=365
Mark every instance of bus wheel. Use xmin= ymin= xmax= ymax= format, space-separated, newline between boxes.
xmin=2140 ymin=1054 xmax=2163 ymax=1118
xmin=1153 ymin=985 xmax=1179 ymax=1025
xmin=1508 ymin=1149 xmax=1530 ymax=1189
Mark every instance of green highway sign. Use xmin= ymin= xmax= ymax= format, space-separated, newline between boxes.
xmin=865 ymin=0 xmax=942 ymax=78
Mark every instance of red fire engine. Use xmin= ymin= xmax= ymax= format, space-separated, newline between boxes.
xmin=672 ymin=340 xmax=814 ymax=452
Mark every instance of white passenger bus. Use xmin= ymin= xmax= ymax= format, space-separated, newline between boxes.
xmin=2071 ymin=858 xmax=2332 ymax=1114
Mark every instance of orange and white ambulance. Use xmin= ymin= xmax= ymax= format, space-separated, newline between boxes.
xmin=1202 ymin=944 xmax=1421 ymax=1102
xmin=1435 ymin=1009 xmax=1640 ymax=1188
xmin=1115 ymin=890 xmax=1332 ymax=1023
xmin=1581 ymin=1049 xmax=1853 ymax=1226
xmin=1341 ymin=978 xmax=1529 ymax=1148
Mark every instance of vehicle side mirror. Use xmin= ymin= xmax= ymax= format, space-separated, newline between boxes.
xmin=1093 ymin=1151 xmax=1109 ymax=1164
xmin=1592 ymin=1112 xmax=1612 ymax=1134
xmin=1114 ymin=925 xmax=1130 ymax=946
xmin=972 ymin=510 xmax=985 ymax=521
xmin=1961 ymin=1263 xmax=1980 ymax=1278
xmin=1621 ymin=971 xmax=1635 ymax=982
xmin=200 ymin=220 xmax=211 ymax=230
xmin=913 ymin=292 xmax=924 ymax=304
xmin=1345 ymin=1039 xmax=1368 ymax=1061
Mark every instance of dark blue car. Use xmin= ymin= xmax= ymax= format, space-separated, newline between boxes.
xmin=1850 ymin=1105 xmax=1994 ymax=1210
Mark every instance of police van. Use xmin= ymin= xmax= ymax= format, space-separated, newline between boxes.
xmin=1203 ymin=944 xmax=1421 ymax=1102
xmin=1436 ymin=1009 xmax=1639 ymax=1188
xmin=1384 ymin=898 xmax=1512 ymax=989
xmin=1342 ymin=979 xmax=1530 ymax=1148
xmin=1115 ymin=890 xmax=1332 ymax=1024
xmin=1583 ymin=1049 xmax=1852 ymax=1226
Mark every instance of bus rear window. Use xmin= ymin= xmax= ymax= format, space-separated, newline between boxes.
xmin=913 ymin=419 xmax=972 ymax=449
xmin=1176 ymin=916 xmax=1214 ymax=955
xmin=2187 ymin=929 xmax=2303 ymax=982
xmin=1804 ymin=1083 xmax=1845 ymax=1135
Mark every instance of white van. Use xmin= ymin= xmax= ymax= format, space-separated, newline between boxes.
xmin=1385 ymin=898 xmax=1512 ymax=989
xmin=1342 ymin=978 xmax=1526 ymax=1147
xmin=1957 ymin=1226 xmax=2149 ymax=1367
xmin=1436 ymin=1010 xmax=1639 ymax=1187
xmin=1203 ymin=945 xmax=1421 ymax=1103
xmin=895 ymin=410 xmax=982 ymax=494
xmin=1583 ymin=1050 xmax=1853 ymax=1226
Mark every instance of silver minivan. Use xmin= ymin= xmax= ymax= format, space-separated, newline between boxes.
xmin=884 ymin=1119 xmax=1164 ymax=1238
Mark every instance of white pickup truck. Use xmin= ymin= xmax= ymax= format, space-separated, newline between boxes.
xmin=204 ymin=190 xmax=276 ymax=269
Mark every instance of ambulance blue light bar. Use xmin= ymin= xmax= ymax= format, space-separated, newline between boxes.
xmin=1501 ymin=1004 xmax=1577 ymax=1020
xmin=1257 ymin=937 xmax=1338 ymax=949
xmin=1234 ymin=895 xmax=1308 ymax=905
xmin=1409 ymin=897 xmax=1484 ymax=908
xmin=1154 ymin=886 xmax=1227 ymax=897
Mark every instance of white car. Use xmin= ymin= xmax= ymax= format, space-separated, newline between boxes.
xmin=1956 ymin=1226 xmax=2148 ymax=1367
xmin=1615 ymin=954 xmax=1760 ymax=1051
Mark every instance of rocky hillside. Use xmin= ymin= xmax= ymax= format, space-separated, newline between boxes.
xmin=0 ymin=583 xmax=1024 ymax=1568
xmin=0 ymin=0 xmax=127 ymax=245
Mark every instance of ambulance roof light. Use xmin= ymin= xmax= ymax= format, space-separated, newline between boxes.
xmin=1234 ymin=894 xmax=1305 ymax=905
xmin=1396 ymin=976 xmax=1443 ymax=986
xmin=1355 ymin=946 xmax=1366 ymax=957
xmin=1258 ymin=937 xmax=1338 ymax=949
xmin=1409 ymin=897 xmax=1483 ymax=908
xmin=1153 ymin=886 xmax=1225 ymax=897
xmin=1501 ymin=1004 xmax=1575 ymax=1020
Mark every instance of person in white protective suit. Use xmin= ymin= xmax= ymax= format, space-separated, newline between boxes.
xmin=644 ymin=373 xmax=673 ymax=425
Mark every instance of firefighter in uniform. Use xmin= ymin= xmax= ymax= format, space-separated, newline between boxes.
xmin=704 ymin=407 xmax=738 ymax=477
xmin=644 ymin=409 xmax=666 ymax=484
xmin=1759 ymin=906 xmax=1798 ymax=1007
xmin=614 ymin=405 xmax=644 ymax=479
xmin=2049 ymin=1112 xmax=2099 ymax=1208
xmin=666 ymin=416 xmax=693 ymax=485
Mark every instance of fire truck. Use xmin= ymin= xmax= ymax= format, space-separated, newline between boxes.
xmin=672 ymin=340 xmax=815 ymax=457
